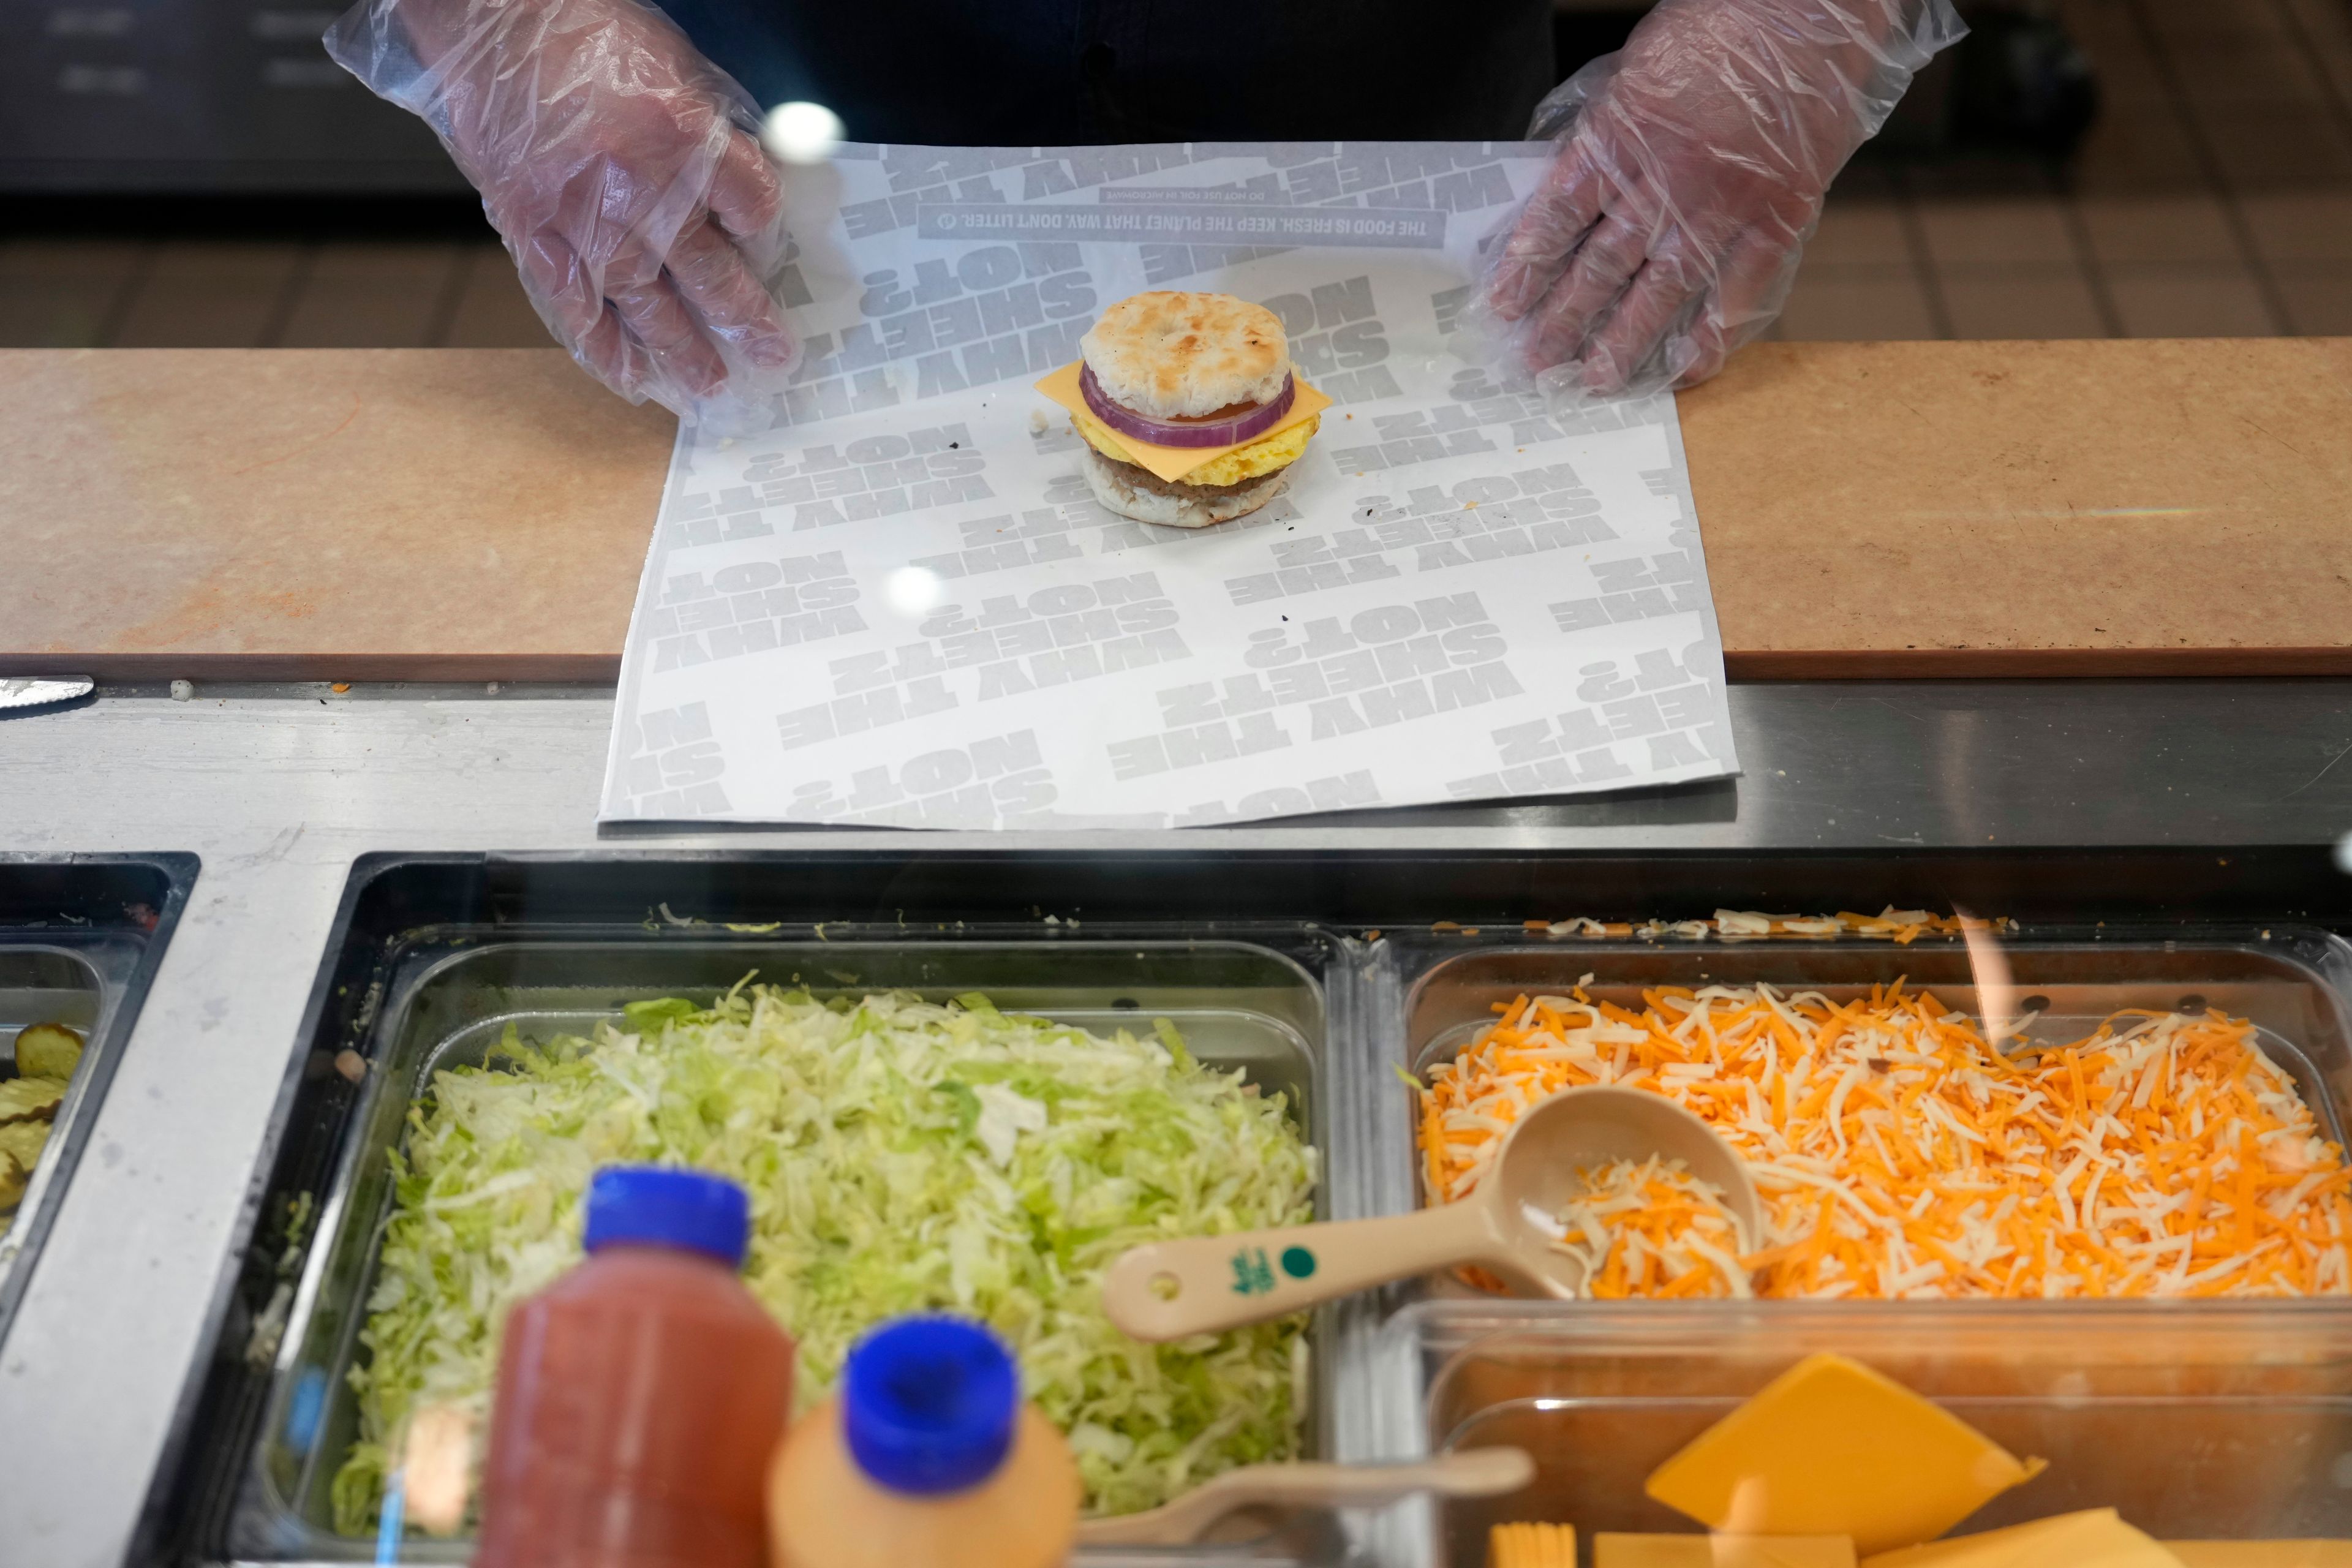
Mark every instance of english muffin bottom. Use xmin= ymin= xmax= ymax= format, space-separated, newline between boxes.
xmin=1079 ymin=443 xmax=1294 ymax=529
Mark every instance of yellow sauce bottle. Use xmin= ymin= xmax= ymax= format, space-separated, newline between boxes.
xmin=767 ymin=1316 xmax=1080 ymax=1568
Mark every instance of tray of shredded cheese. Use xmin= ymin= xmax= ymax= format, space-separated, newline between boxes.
xmin=1401 ymin=930 xmax=2352 ymax=1300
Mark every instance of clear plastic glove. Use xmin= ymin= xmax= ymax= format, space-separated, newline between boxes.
xmin=327 ymin=0 xmax=797 ymax=427
xmin=1483 ymin=0 xmax=1963 ymax=401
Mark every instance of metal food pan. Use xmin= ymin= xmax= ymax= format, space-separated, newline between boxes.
xmin=162 ymin=850 xmax=2352 ymax=1567
xmin=1367 ymin=1298 xmax=2352 ymax=1567
xmin=1359 ymin=927 xmax=2352 ymax=1562
xmin=0 ymin=853 xmax=197 ymax=1343
xmin=222 ymin=925 xmax=1344 ymax=1565
xmin=1393 ymin=927 xmax=2352 ymax=1229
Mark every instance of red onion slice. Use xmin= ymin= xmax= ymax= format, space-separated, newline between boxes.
xmin=1079 ymin=363 xmax=1296 ymax=448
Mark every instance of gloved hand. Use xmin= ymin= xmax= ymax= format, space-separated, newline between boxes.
xmin=1483 ymin=0 xmax=1963 ymax=400
xmin=328 ymin=0 xmax=797 ymax=427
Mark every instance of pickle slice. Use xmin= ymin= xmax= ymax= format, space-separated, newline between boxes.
xmin=13 ymin=1022 xmax=83 ymax=1080
xmin=0 ymin=1077 xmax=64 ymax=1125
xmin=0 ymin=1120 xmax=48 ymax=1185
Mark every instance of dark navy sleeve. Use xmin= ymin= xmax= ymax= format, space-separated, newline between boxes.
xmin=656 ymin=0 xmax=1553 ymax=145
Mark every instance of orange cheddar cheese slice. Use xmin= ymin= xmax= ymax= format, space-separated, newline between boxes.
xmin=1594 ymin=1533 xmax=1857 ymax=1567
xmin=1645 ymin=1354 xmax=2046 ymax=1557
xmin=1490 ymin=1521 xmax=1578 ymax=1567
xmin=1861 ymin=1509 xmax=2179 ymax=1567
xmin=2163 ymin=1547 xmax=2352 ymax=1567
xmin=1033 ymin=359 xmax=1332 ymax=484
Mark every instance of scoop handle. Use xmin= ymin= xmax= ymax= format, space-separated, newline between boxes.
xmin=1102 ymin=1202 xmax=1496 ymax=1341
xmin=1192 ymin=1447 xmax=1537 ymax=1510
xmin=1072 ymin=1447 xmax=1536 ymax=1547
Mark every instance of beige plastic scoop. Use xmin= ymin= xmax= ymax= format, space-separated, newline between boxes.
xmin=1102 ymin=1084 xmax=1762 ymax=1342
xmin=1074 ymin=1447 xmax=1535 ymax=1547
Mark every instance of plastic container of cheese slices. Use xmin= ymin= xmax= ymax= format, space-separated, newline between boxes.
xmin=1366 ymin=1297 xmax=2352 ymax=1567
xmin=1360 ymin=925 xmax=2352 ymax=1567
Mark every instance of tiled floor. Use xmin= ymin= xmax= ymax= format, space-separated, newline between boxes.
xmin=1771 ymin=0 xmax=2352 ymax=341
xmin=0 ymin=231 xmax=549 ymax=350
xmin=4 ymin=0 xmax=2348 ymax=350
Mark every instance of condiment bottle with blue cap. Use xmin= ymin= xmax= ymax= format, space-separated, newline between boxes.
xmin=476 ymin=1165 xmax=795 ymax=1568
xmin=767 ymin=1314 xmax=1081 ymax=1568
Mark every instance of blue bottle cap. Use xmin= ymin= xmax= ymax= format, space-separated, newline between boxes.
xmin=842 ymin=1316 xmax=1019 ymax=1496
xmin=581 ymin=1165 xmax=750 ymax=1268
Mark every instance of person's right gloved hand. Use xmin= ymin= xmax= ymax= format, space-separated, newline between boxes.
xmin=1482 ymin=0 xmax=1963 ymax=402
xmin=328 ymin=0 xmax=797 ymax=428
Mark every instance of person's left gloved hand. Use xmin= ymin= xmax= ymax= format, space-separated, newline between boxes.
xmin=1483 ymin=0 xmax=1964 ymax=401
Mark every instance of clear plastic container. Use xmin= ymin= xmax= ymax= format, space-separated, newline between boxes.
xmin=1393 ymin=929 xmax=2352 ymax=1268
xmin=224 ymin=927 xmax=1344 ymax=1564
xmin=1368 ymin=1297 xmax=2352 ymax=1568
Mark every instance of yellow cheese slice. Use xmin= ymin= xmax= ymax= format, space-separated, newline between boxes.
xmin=2165 ymin=1547 xmax=2352 ymax=1567
xmin=1033 ymin=359 xmax=1332 ymax=484
xmin=1594 ymin=1532 xmax=1857 ymax=1567
xmin=1490 ymin=1521 xmax=1578 ymax=1568
xmin=1861 ymin=1509 xmax=2180 ymax=1567
xmin=1645 ymin=1354 xmax=2047 ymax=1556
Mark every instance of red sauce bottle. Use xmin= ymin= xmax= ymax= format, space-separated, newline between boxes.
xmin=475 ymin=1166 xmax=794 ymax=1568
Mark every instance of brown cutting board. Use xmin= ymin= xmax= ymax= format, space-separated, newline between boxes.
xmin=1682 ymin=337 xmax=2352 ymax=677
xmin=0 ymin=350 xmax=672 ymax=681
xmin=2 ymin=341 xmax=2348 ymax=681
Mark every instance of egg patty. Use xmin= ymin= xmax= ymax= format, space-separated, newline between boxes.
xmin=1070 ymin=407 xmax=1319 ymax=488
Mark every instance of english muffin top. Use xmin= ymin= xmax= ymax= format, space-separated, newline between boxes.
xmin=1080 ymin=292 xmax=1291 ymax=421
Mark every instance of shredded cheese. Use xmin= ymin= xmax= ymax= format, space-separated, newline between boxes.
xmin=1417 ymin=982 xmax=2352 ymax=1298
xmin=1517 ymin=908 xmax=2001 ymax=945
xmin=1551 ymin=1156 xmax=1757 ymax=1300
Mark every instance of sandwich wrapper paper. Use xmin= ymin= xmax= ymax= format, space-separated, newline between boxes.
xmin=602 ymin=141 xmax=1739 ymax=828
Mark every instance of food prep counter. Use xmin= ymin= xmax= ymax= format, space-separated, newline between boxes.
xmin=8 ymin=340 xmax=2352 ymax=683
xmin=5 ymin=678 xmax=2352 ymax=1567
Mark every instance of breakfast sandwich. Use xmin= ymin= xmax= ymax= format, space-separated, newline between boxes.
xmin=1036 ymin=291 xmax=1329 ymax=528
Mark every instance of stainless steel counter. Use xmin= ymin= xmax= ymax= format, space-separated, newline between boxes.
xmin=3 ymin=678 xmax=2350 ymax=1568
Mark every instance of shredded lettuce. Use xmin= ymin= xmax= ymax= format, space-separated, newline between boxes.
xmin=330 ymin=985 xmax=1316 ymax=1531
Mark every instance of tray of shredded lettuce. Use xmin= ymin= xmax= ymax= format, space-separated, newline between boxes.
xmin=329 ymin=983 xmax=1317 ymax=1529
